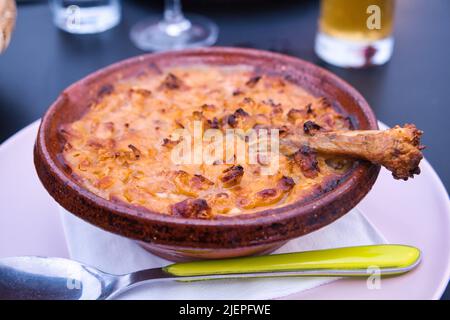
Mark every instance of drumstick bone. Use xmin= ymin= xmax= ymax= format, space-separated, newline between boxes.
xmin=281 ymin=124 xmax=424 ymax=180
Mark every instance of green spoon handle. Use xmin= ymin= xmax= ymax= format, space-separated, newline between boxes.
xmin=163 ymin=245 xmax=421 ymax=277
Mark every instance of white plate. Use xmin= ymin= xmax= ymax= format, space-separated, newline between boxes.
xmin=0 ymin=121 xmax=449 ymax=299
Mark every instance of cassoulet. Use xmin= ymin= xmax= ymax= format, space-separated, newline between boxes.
xmin=59 ymin=65 xmax=423 ymax=219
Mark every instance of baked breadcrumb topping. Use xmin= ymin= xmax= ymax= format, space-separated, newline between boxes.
xmin=61 ymin=65 xmax=354 ymax=218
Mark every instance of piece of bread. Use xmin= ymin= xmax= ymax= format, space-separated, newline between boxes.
xmin=0 ymin=0 xmax=16 ymax=53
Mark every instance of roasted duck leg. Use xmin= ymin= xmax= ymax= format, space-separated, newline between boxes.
xmin=282 ymin=124 xmax=424 ymax=180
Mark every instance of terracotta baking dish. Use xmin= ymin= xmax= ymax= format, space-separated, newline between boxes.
xmin=34 ymin=48 xmax=380 ymax=261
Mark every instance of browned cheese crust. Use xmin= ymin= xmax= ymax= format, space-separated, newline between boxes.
xmin=59 ymin=65 xmax=375 ymax=218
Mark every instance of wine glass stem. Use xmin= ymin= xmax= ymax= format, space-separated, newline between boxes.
xmin=162 ymin=0 xmax=191 ymax=36
xmin=164 ymin=0 xmax=185 ymax=23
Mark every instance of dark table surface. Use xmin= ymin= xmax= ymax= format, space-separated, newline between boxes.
xmin=0 ymin=0 xmax=449 ymax=299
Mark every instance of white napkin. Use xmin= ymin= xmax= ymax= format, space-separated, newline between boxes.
xmin=60 ymin=207 xmax=386 ymax=300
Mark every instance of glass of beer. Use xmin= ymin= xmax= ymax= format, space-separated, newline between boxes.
xmin=315 ymin=0 xmax=395 ymax=68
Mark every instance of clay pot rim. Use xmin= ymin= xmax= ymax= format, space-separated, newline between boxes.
xmin=35 ymin=47 xmax=379 ymax=243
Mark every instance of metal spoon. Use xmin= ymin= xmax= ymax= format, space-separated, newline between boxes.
xmin=0 ymin=244 xmax=421 ymax=300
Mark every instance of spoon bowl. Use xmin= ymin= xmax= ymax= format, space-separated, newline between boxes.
xmin=0 ymin=257 xmax=117 ymax=300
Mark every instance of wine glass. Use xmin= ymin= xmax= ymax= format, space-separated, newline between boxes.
xmin=130 ymin=0 xmax=218 ymax=52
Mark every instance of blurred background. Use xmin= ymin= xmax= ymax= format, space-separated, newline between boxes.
xmin=0 ymin=0 xmax=449 ymax=298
